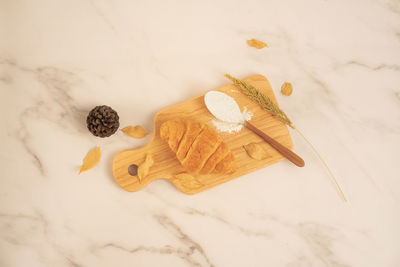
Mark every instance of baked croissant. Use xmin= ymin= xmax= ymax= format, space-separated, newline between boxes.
xmin=160 ymin=119 xmax=236 ymax=174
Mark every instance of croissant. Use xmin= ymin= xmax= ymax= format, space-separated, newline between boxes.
xmin=160 ymin=119 xmax=236 ymax=174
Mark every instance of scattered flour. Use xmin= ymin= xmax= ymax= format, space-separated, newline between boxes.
xmin=211 ymin=120 xmax=243 ymax=133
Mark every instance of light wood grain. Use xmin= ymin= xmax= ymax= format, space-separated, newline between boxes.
xmin=112 ymin=74 xmax=293 ymax=194
xmin=244 ymin=121 xmax=304 ymax=167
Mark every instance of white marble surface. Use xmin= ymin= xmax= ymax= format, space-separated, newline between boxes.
xmin=1 ymin=0 xmax=400 ymax=266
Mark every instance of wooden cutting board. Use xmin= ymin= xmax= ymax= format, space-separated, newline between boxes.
xmin=112 ymin=74 xmax=293 ymax=194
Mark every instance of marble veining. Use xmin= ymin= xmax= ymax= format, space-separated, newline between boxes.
xmin=94 ymin=214 xmax=214 ymax=267
xmin=1 ymin=59 xmax=87 ymax=176
xmin=1 ymin=0 xmax=399 ymax=266
xmin=334 ymin=61 xmax=400 ymax=72
xmin=184 ymin=208 xmax=273 ymax=239
xmin=0 ymin=211 xmax=84 ymax=267
xmin=89 ymin=0 xmax=117 ymax=33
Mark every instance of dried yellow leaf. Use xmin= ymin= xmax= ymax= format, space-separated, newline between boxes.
xmin=281 ymin=82 xmax=293 ymax=96
xmin=122 ymin=125 xmax=148 ymax=138
xmin=247 ymin=39 xmax=268 ymax=49
xmin=174 ymin=173 xmax=203 ymax=190
xmin=243 ymin=143 xmax=269 ymax=160
xmin=79 ymin=147 xmax=101 ymax=174
xmin=137 ymin=154 xmax=154 ymax=182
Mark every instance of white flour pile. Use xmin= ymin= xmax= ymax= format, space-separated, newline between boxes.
xmin=204 ymin=91 xmax=253 ymax=133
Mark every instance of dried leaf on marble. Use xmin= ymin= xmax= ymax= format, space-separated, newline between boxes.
xmin=122 ymin=125 xmax=148 ymax=139
xmin=247 ymin=39 xmax=268 ymax=49
xmin=281 ymin=82 xmax=293 ymax=96
xmin=79 ymin=147 xmax=101 ymax=174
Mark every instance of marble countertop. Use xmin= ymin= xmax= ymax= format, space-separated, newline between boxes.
xmin=1 ymin=0 xmax=399 ymax=266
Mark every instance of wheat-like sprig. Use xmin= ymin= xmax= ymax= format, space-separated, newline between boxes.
xmin=225 ymin=74 xmax=347 ymax=202
xmin=225 ymin=74 xmax=294 ymax=128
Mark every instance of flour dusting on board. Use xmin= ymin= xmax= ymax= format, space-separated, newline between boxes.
xmin=204 ymin=91 xmax=253 ymax=133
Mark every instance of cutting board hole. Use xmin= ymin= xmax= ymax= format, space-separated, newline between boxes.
xmin=128 ymin=164 xmax=138 ymax=176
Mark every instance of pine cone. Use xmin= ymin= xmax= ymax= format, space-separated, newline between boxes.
xmin=86 ymin=105 xmax=119 ymax=137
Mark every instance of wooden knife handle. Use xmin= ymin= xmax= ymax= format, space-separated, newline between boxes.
xmin=245 ymin=121 xmax=305 ymax=167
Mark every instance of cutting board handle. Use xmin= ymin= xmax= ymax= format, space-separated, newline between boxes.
xmin=112 ymin=142 xmax=155 ymax=191
xmin=112 ymin=133 xmax=185 ymax=192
